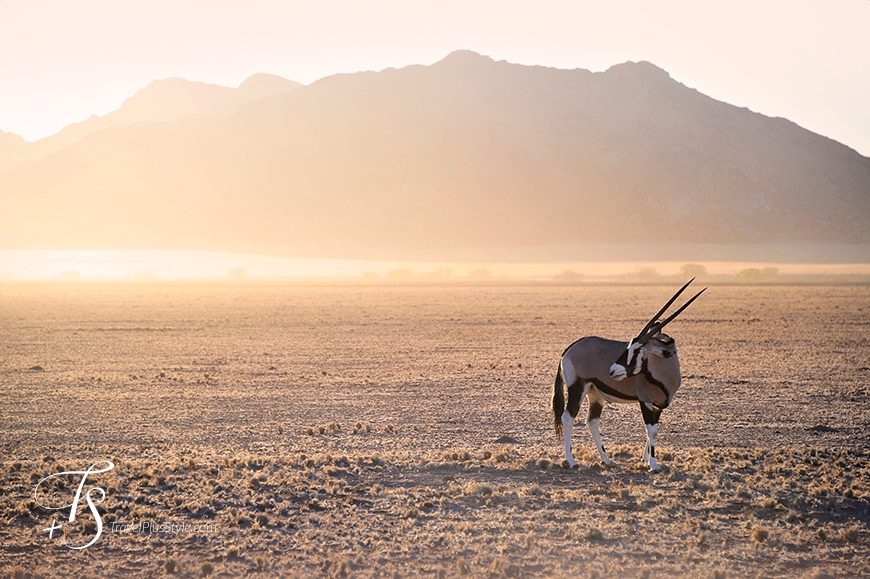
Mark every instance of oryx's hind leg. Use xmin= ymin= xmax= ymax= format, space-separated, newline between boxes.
xmin=640 ymin=403 xmax=663 ymax=473
xmin=560 ymin=359 xmax=587 ymax=469
xmin=586 ymin=389 xmax=613 ymax=466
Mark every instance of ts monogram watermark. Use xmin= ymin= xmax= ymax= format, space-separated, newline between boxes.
xmin=34 ymin=460 xmax=114 ymax=550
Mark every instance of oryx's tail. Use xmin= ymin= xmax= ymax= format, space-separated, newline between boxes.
xmin=552 ymin=360 xmax=565 ymax=437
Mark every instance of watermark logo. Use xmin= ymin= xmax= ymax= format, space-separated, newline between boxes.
xmin=110 ymin=521 xmax=218 ymax=534
xmin=34 ymin=460 xmax=114 ymax=550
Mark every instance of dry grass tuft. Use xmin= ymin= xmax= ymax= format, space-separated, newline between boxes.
xmin=584 ymin=527 xmax=605 ymax=541
xmin=522 ymin=485 xmax=543 ymax=497
xmin=164 ymin=559 xmax=177 ymax=573
xmin=493 ymin=448 xmax=512 ymax=463
xmin=837 ymin=525 xmax=860 ymax=543
xmin=456 ymin=558 xmax=471 ymax=576
xmin=254 ymin=513 xmax=270 ymax=527
xmin=489 ymin=558 xmax=522 ymax=578
xmin=353 ymin=421 xmax=372 ymax=434
xmin=200 ymin=562 xmax=214 ymax=577
xmin=444 ymin=450 xmax=472 ymax=462
xmin=751 ymin=526 xmax=770 ymax=543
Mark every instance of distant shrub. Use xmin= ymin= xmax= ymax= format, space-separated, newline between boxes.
xmin=680 ymin=263 xmax=708 ymax=279
xmin=418 ymin=267 xmax=454 ymax=280
xmin=739 ymin=267 xmax=778 ymax=282
xmin=554 ymin=269 xmax=584 ymax=283
xmin=618 ymin=268 xmax=659 ymax=282
xmin=386 ymin=268 xmax=414 ymax=280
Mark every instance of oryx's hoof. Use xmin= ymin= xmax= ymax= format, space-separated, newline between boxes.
xmin=562 ymin=460 xmax=579 ymax=469
xmin=649 ymin=465 xmax=662 ymax=474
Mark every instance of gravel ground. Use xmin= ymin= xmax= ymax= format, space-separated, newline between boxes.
xmin=1 ymin=282 xmax=868 ymax=578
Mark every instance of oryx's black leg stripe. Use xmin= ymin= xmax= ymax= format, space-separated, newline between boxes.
xmin=640 ymin=402 xmax=659 ymax=425
xmin=566 ymin=381 xmax=583 ymax=418
xmin=588 ymin=400 xmax=603 ymax=421
xmin=652 ymin=406 xmax=663 ymax=424
xmin=649 ymin=446 xmax=655 ymax=459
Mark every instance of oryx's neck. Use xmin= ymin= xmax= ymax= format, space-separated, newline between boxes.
xmin=641 ymin=355 xmax=681 ymax=409
xmin=640 ymin=358 xmax=669 ymax=408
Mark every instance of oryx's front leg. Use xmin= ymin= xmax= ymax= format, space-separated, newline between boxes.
xmin=640 ymin=403 xmax=663 ymax=473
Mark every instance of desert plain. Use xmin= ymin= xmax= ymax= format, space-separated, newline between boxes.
xmin=1 ymin=282 xmax=868 ymax=578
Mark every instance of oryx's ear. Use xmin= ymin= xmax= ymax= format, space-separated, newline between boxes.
xmin=648 ymin=333 xmax=676 ymax=358
xmin=648 ymin=342 xmax=672 ymax=358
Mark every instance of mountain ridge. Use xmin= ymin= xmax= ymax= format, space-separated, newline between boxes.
xmin=0 ymin=73 xmax=303 ymax=173
xmin=0 ymin=51 xmax=867 ymax=257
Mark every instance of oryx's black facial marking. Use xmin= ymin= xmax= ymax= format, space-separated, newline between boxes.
xmin=610 ymin=340 xmax=644 ymax=380
xmin=613 ymin=348 xmax=629 ymax=370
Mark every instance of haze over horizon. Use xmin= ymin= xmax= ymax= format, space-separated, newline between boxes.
xmin=1 ymin=1 xmax=869 ymax=156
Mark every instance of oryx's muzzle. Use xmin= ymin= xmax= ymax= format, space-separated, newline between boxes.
xmin=609 ymin=342 xmax=638 ymax=380
xmin=609 ymin=362 xmax=627 ymax=380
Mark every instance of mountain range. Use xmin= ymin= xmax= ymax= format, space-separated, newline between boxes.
xmin=1 ymin=51 xmax=868 ymax=260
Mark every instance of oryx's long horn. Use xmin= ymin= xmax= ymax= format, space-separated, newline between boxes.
xmin=658 ymin=287 xmax=707 ymax=329
xmin=636 ymin=278 xmax=695 ymax=341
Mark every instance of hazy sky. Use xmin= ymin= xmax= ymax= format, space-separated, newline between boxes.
xmin=1 ymin=0 xmax=868 ymax=156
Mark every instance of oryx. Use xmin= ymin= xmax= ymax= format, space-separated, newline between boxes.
xmin=552 ymin=279 xmax=705 ymax=472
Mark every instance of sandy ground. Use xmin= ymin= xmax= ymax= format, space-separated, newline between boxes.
xmin=1 ymin=282 xmax=868 ymax=578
